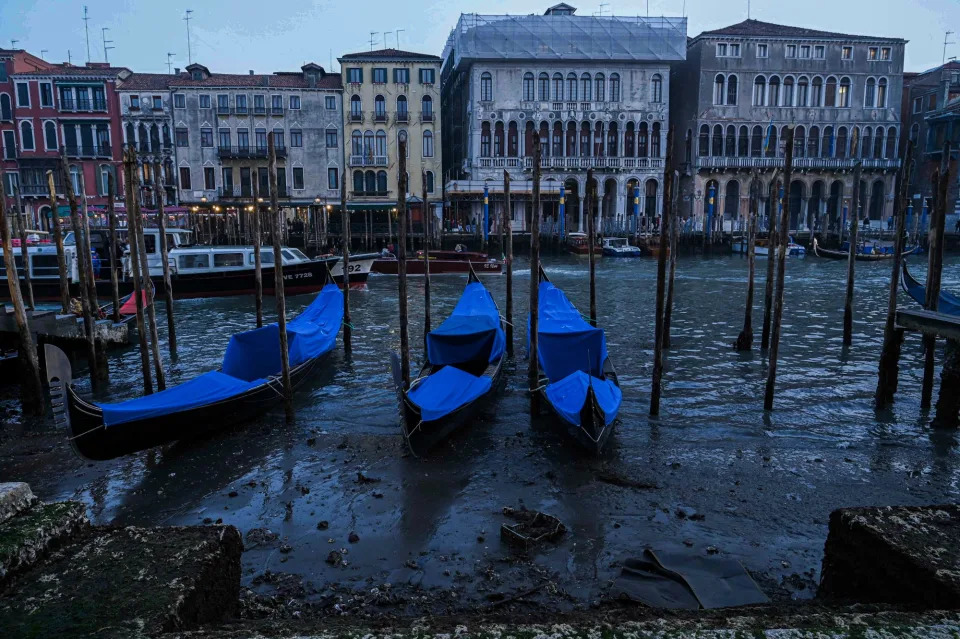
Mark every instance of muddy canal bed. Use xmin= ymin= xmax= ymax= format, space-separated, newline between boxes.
xmin=1 ymin=255 xmax=958 ymax=617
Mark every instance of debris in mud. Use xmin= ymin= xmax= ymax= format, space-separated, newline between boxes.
xmin=501 ymin=507 xmax=566 ymax=550
xmin=326 ymin=550 xmax=343 ymax=565
xmin=405 ymin=559 xmax=419 ymax=570
xmin=372 ymin=492 xmax=384 ymax=498
xmin=706 ymin=545 xmax=719 ymax=555
xmin=306 ymin=437 xmax=316 ymax=446
xmin=228 ymin=490 xmax=238 ymax=498
xmin=595 ymin=471 xmax=657 ymax=490
xmin=245 ymin=528 xmax=279 ymax=548
xmin=356 ymin=472 xmax=381 ymax=484
xmin=316 ymin=520 xmax=329 ymax=530
xmin=348 ymin=532 xmax=359 ymax=543
xmin=279 ymin=543 xmax=293 ymax=554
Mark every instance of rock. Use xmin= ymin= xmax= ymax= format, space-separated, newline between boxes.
xmin=0 ymin=482 xmax=36 ymax=525
xmin=348 ymin=532 xmax=359 ymax=543
xmin=372 ymin=492 xmax=384 ymax=499
xmin=228 ymin=491 xmax=238 ymax=498
xmin=706 ymin=545 xmax=719 ymax=555
xmin=316 ymin=520 xmax=329 ymax=530
xmin=0 ymin=500 xmax=89 ymax=586
xmin=245 ymin=528 xmax=279 ymax=548
xmin=326 ymin=550 xmax=342 ymax=566
xmin=356 ymin=472 xmax=381 ymax=484
xmin=405 ymin=559 xmax=419 ymax=570
xmin=279 ymin=543 xmax=292 ymax=554
xmin=306 ymin=437 xmax=316 ymax=446
xmin=477 ymin=535 xmax=485 ymax=543
xmin=202 ymin=517 xmax=213 ymax=525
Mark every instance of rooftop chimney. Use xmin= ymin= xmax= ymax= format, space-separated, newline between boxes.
xmin=174 ymin=67 xmax=180 ymax=74
xmin=249 ymin=70 xmax=254 ymax=75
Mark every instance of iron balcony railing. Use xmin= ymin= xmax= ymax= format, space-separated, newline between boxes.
xmin=217 ymin=145 xmax=287 ymax=159
xmin=693 ymin=156 xmax=901 ymax=170
xmin=349 ymin=155 xmax=388 ymax=167
xmin=65 ymin=144 xmax=112 ymax=158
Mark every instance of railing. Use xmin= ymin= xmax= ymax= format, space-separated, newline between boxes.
xmin=350 ymin=155 xmax=388 ymax=167
xmin=476 ymin=155 xmax=665 ymax=171
xmin=351 ymin=190 xmax=391 ymax=197
xmin=421 ymin=112 xmax=434 ymax=122
xmin=254 ymin=106 xmax=266 ymax=115
xmin=395 ymin=111 xmax=408 ymax=123
xmin=217 ymin=106 xmax=230 ymax=115
xmin=349 ymin=112 xmax=363 ymax=123
xmin=218 ymin=186 xmax=253 ymax=198
xmin=65 ymin=145 xmax=112 ymax=158
xmin=271 ymin=107 xmax=284 ymax=115
xmin=235 ymin=106 xmax=248 ymax=115
xmin=217 ymin=145 xmax=287 ymax=159
xmin=694 ymin=156 xmax=900 ymax=170
xmin=20 ymin=184 xmax=55 ymax=196
xmin=374 ymin=113 xmax=388 ymax=123
xmin=551 ymin=102 xmax=564 ymax=111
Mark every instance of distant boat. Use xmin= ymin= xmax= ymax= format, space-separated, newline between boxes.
xmin=531 ymin=267 xmax=622 ymax=454
xmin=393 ymin=268 xmax=506 ymax=453
xmin=732 ymin=236 xmax=805 ymax=257
xmin=601 ymin=237 xmax=643 ymax=257
xmin=565 ymin=232 xmax=601 ymax=255
xmin=45 ymin=283 xmax=344 ymax=460
xmin=901 ymin=260 xmax=960 ymax=316
xmin=812 ymin=238 xmax=916 ymax=261
xmin=373 ymin=246 xmax=501 ymax=275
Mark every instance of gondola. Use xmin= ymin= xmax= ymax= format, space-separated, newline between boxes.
xmin=392 ymin=266 xmax=506 ymax=453
xmin=811 ymin=237 xmax=918 ymax=261
xmin=901 ymin=260 xmax=960 ymax=316
xmin=45 ymin=282 xmax=344 ymax=460
xmin=531 ymin=266 xmax=622 ymax=454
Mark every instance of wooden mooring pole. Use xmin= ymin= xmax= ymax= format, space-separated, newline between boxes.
xmin=252 ymin=176 xmax=264 ymax=328
xmin=0 ymin=175 xmax=43 ymax=415
xmin=764 ymin=126 xmax=795 ymax=411
xmin=397 ymin=137 xmax=410 ymax=389
xmin=123 ymin=148 xmax=153 ymax=394
xmin=106 ymin=174 xmax=121 ymax=323
xmin=586 ymin=168 xmax=597 ymax=327
xmin=422 ymin=172 xmax=431 ymax=350
xmin=843 ymin=130 xmax=864 ymax=347
xmin=734 ymin=173 xmax=760 ymax=351
xmin=875 ymin=142 xmax=913 ymax=407
xmin=650 ymin=126 xmax=674 ymax=417
xmin=12 ymin=185 xmax=34 ymax=310
xmin=268 ymin=134 xmax=293 ymax=421
xmin=131 ymin=158 xmax=166 ymax=391
xmin=340 ymin=172 xmax=352 ymax=355
xmin=922 ymin=142 xmax=952 ymax=410
xmin=504 ymin=170 xmax=514 ymax=356
xmin=663 ymin=168 xmax=680 ymax=349
xmin=78 ymin=170 xmax=108 ymax=384
xmin=529 ymin=133 xmax=542 ymax=416
xmin=154 ymin=161 xmax=177 ymax=359
xmin=45 ymin=170 xmax=70 ymax=315
xmin=760 ymin=169 xmax=779 ymax=350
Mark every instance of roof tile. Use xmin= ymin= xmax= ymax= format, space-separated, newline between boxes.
xmin=697 ymin=19 xmax=903 ymax=43
xmin=339 ymin=48 xmax=440 ymax=61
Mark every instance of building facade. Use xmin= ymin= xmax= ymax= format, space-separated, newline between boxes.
xmin=165 ymin=62 xmax=343 ymax=216
xmin=672 ymin=19 xmax=906 ymax=233
xmin=0 ymin=49 xmax=54 ymax=204
xmin=117 ymin=73 xmax=177 ymax=207
xmin=338 ymin=48 xmax=442 ymax=230
xmin=901 ymin=62 xmax=960 ymax=222
xmin=441 ymin=4 xmax=686 ymax=234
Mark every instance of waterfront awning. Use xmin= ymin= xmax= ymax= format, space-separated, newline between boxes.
xmin=347 ymin=202 xmax=397 ymax=210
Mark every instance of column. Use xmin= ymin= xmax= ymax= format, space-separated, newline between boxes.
xmin=75 ymin=124 xmax=82 ymax=155
xmin=578 ymin=190 xmax=584 ymax=232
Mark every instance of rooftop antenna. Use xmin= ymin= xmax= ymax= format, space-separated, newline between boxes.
xmin=166 ymin=52 xmax=176 ymax=74
xmin=329 ymin=48 xmax=333 ymax=72
xmin=10 ymin=39 xmax=18 ymax=50
xmin=396 ymin=29 xmax=405 ymax=49
xmin=369 ymin=31 xmax=379 ymax=51
xmin=67 ymin=49 xmax=72 ymax=64
xmin=83 ymin=6 xmax=91 ymax=62
xmin=384 ymin=31 xmax=394 ymax=49
xmin=40 ymin=49 xmax=48 ymax=59
xmin=747 ymin=0 xmax=751 ymax=19
xmin=944 ymin=30 xmax=955 ymax=64
xmin=102 ymin=27 xmax=114 ymax=63
xmin=184 ymin=9 xmax=194 ymax=64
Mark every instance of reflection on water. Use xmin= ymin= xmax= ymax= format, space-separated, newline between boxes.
xmin=4 ymin=253 xmax=960 ymax=603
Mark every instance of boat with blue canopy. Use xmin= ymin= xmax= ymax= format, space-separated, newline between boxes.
xmin=45 ymin=283 xmax=344 ymax=460
xmin=901 ymin=260 xmax=960 ymax=316
xmin=531 ymin=267 xmax=622 ymax=454
xmin=394 ymin=268 xmax=506 ymax=453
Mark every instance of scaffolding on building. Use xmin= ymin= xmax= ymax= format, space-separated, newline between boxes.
xmin=442 ymin=13 xmax=687 ymax=68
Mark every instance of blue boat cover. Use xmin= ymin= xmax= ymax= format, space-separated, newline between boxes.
xmin=903 ymin=268 xmax=960 ymax=316
xmin=544 ymin=370 xmax=622 ymax=427
xmin=532 ymin=281 xmax=608 ymax=381
xmin=426 ymin=281 xmax=505 ymax=366
xmin=407 ymin=364 xmax=493 ymax=421
xmin=99 ymin=283 xmax=343 ymax=427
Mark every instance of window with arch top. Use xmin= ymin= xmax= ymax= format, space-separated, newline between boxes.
xmin=44 ymin=121 xmax=57 ymax=150
xmin=726 ymin=75 xmax=738 ymax=105
xmin=522 ymin=72 xmax=535 ymax=101
xmin=651 ymin=74 xmax=662 ymax=103
xmin=480 ymin=72 xmax=492 ymax=102
xmin=595 ymin=73 xmax=605 ymax=102
xmin=538 ymin=72 xmax=549 ymax=101
xmin=581 ymin=73 xmax=592 ymax=101
xmin=552 ymin=73 xmax=563 ymax=101
xmin=423 ymin=130 xmax=434 ymax=157
xmin=20 ymin=120 xmax=34 ymax=150
xmin=610 ymin=73 xmax=620 ymax=102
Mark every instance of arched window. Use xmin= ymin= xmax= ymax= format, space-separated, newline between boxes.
xmin=698 ymin=124 xmax=709 ymax=156
xmin=864 ymin=77 xmax=876 ymax=108
xmin=138 ymin=122 xmax=149 ymax=152
xmin=910 ymin=122 xmax=920 ymax=143
xmin=727 ymin=75 xmax=738 ymax=105
xmin=551 ymin=121 xmax=562 ymax=156
xmin=363 ymin=130 xmax=374 ymax=157
xmin=836 ymin=126 xmax=848 ymax=159
xmin=712 ymin=124 xmax=723 ymax=156
xmin=20 ymin=120 xmax=34 ymax=150
xmin=595 ymin=73 xmax=605 ymax=102
xmin=797 ymin=76 xmax=809 ymax=107
xmin=811 ymin=76 xmax=823 ymax=106
xmin=538 ymin=72 xmax=550 ymax=101
xmin=886 ymin=127 xmax=896 ymax=158
xmin=44 ymin=121 xmax=57 ymax=150
xmin=581 ymin=73 xmax=592 ymax=101
xmin=823 ymin=126 xmax=834 ymax=157
xmin=684 ymin=128 xmax=692 ymax=162
xmin=610 ymin=73 xmax=620 ymax=102
xmin=0 ymin=94 xmax=10 ymax=120
xmin=862 ymin=127 xmax=873 ymax=158
xmin=625 ymin=122 xmax=636 ymax=157
xmin=768 ymin=75 xmax=781 ymax=106
xmin=808 ymin=126 xmax=820 ymax=157
xmin=651 ymin=74 xmax=662 ymax=103
xmin=877 ymin=78 xmax=888 ymax=108
xmin=396 ymin=95 xmax=408 ymax=120
xmin=738 ymin=125 xmax=749 ymax=156
xmin=645 ymin=179 xmax=658 ymax=216
xmin=480 ymin=121 xmax=491 ymax=157
xmin=714 ymin=74 xmax=725 ymax=105
xmin=376 ymin=170 xmax=387 ymax=193
xmin=162 ymin=124 xmax=171 ymax=147
xmin=508 ymin=121 xmax=518 ymax=157
xmin=651 ymin=122 xmax=661 ymax=157
xmin=794 ymin=125 xmax=806 ymax=158
xmin=425 ymin=170 xmax=434 ymax=194
xmin=351 ymin=130 xmax=362 ymax=156
xmin=353 ymin=170 xmax=364 ymax=193
xmin=523 ymin=72 xmax=535 ymax=101
xmin=423 ymin=130 xmax=434 ymax=157
xmin=125 ymin=122 xmax=135 ymax=146
xmin=753 ymin=76 xmax=766 ymax=106
xmin=375 ymin=130 xmax=386 ymax=157
xmin=365 ymin=170 xmax=376 ymax=194
xmin=638 ymin=122 xmax=649 ymax=157
xmin=751 ymin=125 xmax=763 ymax=156
xmin=98 ymin=164 xmax=113 ymax=195
xmin=783 ymin=76 xmax=795 ymax=106
xmin=567 ymin=73 xmax=577 ymax=101
xmin=725 ymin=125 xmax=736 ymax=156
xmin=480 ymin=72 xmax=492 ymax=102
xmin=579 ymin=121 xmax=590 ymax=157
xmin=766 ymin=125 xmax=778 ymax=157
xmin=607 ymin=121 xmax=617 ymax=156
xmin=150 ymin=124 xmax=160 ymax=152
xmin=552 ymin=73 xmax=563 ymax=101
xmin=838 ymin=77 xmax=851 ymax=107
xmin=374 ymin=95 xmax=386 ymax=120
xmin=874 ymin=126 xmax=885 ymax=158
xmin=350 ymin=94 xmax=362 ymax=119
xmin=422 ymin=95 xmax=433 ymax=120
xmin=825 ymin=76 xmax=837 ymax=106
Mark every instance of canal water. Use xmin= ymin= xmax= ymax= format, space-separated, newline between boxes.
xmin=2 ymin=253 xmax=959 ymax=613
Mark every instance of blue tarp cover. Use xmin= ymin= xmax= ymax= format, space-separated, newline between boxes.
xmin=426 ymin=281 xmax=505 ymax=366
xmin=903 ymin=269 xmax=960 ymax=316
xmin=544 ymin=370 xmax=622 ymax=427
xmin=99 ymin=283 xmax=343 ymax=427
xmin=407 ymin=365 xmax=493 ymax=421
xmin=531 ymin=281 xmax=608 ymax=381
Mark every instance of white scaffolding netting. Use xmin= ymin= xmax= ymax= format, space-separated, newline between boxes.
xmin=442 ymin=13 xmax=687 ymax=66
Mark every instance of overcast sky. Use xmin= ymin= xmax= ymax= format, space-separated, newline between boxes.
xmin=3 ymin=0 xmax=958 ymax=75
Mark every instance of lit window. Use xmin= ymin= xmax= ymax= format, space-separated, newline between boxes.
xmin=868 ymin=47 xmax=878 ymax=61
xmin=880 ymin=47 xmax=891 ymax=61
xmin=842 ymin=46 xmax=853 ymax=60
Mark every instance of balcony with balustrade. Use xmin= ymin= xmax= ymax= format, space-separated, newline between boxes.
xmin=65 ymin=144 xmax=113 ymax=158
xmin=217 ymin=145 xmax=287 ymax=160
xmin=475 ymin=154 xmax=664 ymax=172
xmin=349 ymin=155 xmax=388 ymax=168
xmin=693 ymin=155 xmax=900 ymax=170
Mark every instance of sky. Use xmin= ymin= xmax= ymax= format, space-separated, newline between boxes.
xmin=3 ymin=0 xmax=959 ymax=75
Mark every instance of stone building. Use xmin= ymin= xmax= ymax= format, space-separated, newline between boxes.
xmin=163 ymin=62 xmax=343 ymax=218
xmin=900 ymin=61 xmax=960 ymax=224
xmin=441 ymin=4 xmax=686 ymax=234
xmin=117 ymin=73 xmax=177 ymax=207
xmin=671 ymin=19 xmax=905 ymax=232
xmin=338 ymin=48 xmax=442 ymax=234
